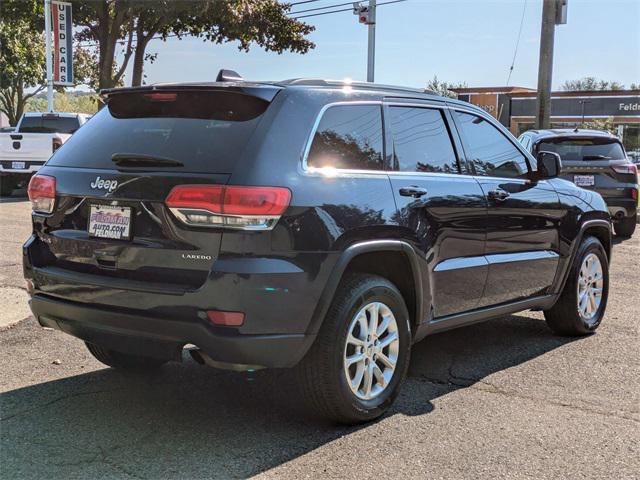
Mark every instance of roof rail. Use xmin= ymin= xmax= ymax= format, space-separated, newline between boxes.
xmin=280 ymin=78 xmax=439 ymax=96
xmin=216 ymin=69 xmax=243 ymax=82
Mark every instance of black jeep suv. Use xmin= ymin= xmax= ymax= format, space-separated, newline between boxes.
xmin=518 ymin=129 xmax=638 ymax=237
xmin=24 ymin=76 xmax=612 ymax=424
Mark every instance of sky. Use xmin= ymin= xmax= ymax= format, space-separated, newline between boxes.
xmin=121 ymin=0 xmax=640 ymax=90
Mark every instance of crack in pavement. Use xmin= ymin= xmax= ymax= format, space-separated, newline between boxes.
xmin=414 ymin=374 xmax=639 ymax=424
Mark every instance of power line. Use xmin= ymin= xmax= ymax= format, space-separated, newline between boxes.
xmin=288 ymin=0 xmax=325 ymax=5
xmin=506 ymin=0 xmax=527 ymax=86
xmin=78 ymin=0 xmax=407 ymax=47
xmin=292 ymin=0 xmax=407 ymax=19
xmin=290 ymin=1 xmax=356 ymax=15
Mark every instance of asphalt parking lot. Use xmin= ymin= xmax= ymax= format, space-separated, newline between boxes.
xmin=1 ymin=195 xmax=638 ymax=480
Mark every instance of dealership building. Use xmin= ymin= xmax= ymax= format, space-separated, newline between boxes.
xmin=451 ymin=87 xmax=640 ymax=154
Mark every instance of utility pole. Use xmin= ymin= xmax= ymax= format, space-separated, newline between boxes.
xmin=535 ymin=0 xmax=557 ymax=129
xmin=44 ymin=0 xmax=54 ymax=112
xmin=535 ymin=0 xmax=568 ymax=129
xmin=367 ymin=0 xmax=376 ymax=82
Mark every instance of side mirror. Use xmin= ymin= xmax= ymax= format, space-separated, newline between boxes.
xmin=536 ymin=151 xmax=562 ymax=179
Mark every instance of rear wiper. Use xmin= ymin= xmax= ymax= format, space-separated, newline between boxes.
xmin=111 ymin=153 xmax=184 ymax=167
xmin=582 ymin=155 xmax=611 ymax=160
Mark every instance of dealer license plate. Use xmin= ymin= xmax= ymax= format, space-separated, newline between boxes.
xmin=574 ymin=175 xmax=595 ymax=187
xmin=88 ymin=205 xmax=132 ymax=240
xmin=11 ymin=161 xmax=26 ymax=169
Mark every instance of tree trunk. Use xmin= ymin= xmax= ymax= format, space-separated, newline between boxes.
xmin=131 ymin=36 xmax=149 ymax=86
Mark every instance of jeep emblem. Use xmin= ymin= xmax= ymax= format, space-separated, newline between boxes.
xmin=90 ymin=176 xmax=118 ymax=192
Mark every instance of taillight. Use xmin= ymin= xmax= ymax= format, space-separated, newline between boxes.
xmin=612 ymin=163 xmax=637 ymax=175
xmin=52 ymin=137 xmax=62 ymax=152
xmin=165 ymin=185 xmax=291 ymax=230
xmin=27 ymin=174 xmax=56 ymax=213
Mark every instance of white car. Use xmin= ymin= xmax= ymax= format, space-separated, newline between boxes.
xmin=0 ymin=112 xmax=90 ymax=196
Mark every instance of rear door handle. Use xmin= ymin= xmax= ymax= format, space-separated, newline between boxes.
xmin=399 ymin=186 xmax=428 ymax=198
xmin=487 ymin=189 xmax=510 ymax=201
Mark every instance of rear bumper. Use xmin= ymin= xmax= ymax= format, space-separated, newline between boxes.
xmin=30 ymin=294 xmax=315 ymax=368
xmin=604 ymin=197 xmax=637 ymax=219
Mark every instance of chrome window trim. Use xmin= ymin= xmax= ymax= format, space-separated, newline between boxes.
xmin=300 ymin=100 xmax=461 ymax=179
xmin=448 ymin=105 xmax=538 ymax=175
xmin=300 ymin=101 xmax=384 ymax=175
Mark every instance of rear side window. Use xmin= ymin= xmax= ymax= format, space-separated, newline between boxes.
xmin=19 ymin=115 xmax=80 ymax=134
xmin=388 ymin=106 xmax=459 ymax=173
xmin=307 ymin=104 xmax=385 ymax=171
xmin=47 ymin=91 xmax=270 ymax=172
xmin=454 ymin=111 xmax=529 ymax=178
xmin=537 ymin=138 xmax=625 ymax=160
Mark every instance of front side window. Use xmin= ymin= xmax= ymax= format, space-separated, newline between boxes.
xmin=307 ymin=104 xmax=385 ymax=171
xmin=388 ymin=106 xmax=459 ymax=173
xmin=455 ymin=111 xmax=529 ymax=178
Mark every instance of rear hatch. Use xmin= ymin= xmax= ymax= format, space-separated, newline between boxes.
xmin=31 ymin=87 xmax=277 ymax=293
xmin=535 ymin=135 xmax=634 ymax=198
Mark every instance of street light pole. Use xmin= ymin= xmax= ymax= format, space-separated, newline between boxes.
xmin=367 ymin=0 xmax=376 ymax=82
xmin=44 ymin=0 xmax=54 ymax=112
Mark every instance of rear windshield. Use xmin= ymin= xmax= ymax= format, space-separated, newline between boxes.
xmin=47 ymin=90 xmax=270 ymax=172
xmin=19 ymin=115 xmax=80 ymax=134
xmin=537 ymin=137 xmax=625 ymax=161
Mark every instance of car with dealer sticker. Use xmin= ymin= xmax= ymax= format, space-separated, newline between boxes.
xmin=24 ymin=72 xmax=613 ymax=424
xmin=518 ymin=128 xmax=638 ymax=237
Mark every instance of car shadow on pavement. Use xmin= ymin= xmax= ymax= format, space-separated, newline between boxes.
xmin=0 ymin=314 xmax=577 ymax=479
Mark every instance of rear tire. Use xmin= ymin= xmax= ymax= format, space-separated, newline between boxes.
xmin=85 ymin=342 xmax=167 ymax=370
xmin=544 ymin=236 xmax=609 ymax=336
xmin=296 ymin=274 xmax=412 ymax=424
xmin=615 ymin=214 xmax=636 ymax=238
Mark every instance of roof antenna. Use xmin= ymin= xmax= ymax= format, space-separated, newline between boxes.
xmin=216 ymin=69 xmax=243 ymax=82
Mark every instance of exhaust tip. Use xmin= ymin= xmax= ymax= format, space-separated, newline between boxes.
xmin=189 ymin=348 xmax=205 ymax=365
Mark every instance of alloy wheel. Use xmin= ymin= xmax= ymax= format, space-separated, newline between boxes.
xmin=577 ymin=253 xmax=604 ymax=323
xmin=343 ymin=301 xmax=400 ymax=400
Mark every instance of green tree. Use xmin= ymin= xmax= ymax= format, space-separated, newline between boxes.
xmin=578 ymin=117 xmax=617 ymax=135
xmin=0 ymin=0 xmax=104 ymax=123
xmin=426 ymin=75 xmax=467 ymax=99
xmin=73 ymin=0 xmax=315 ymax=88
xmin=0 ymin=18 xmax=45 ymax=125
xmin=26 ymin=92 xmax=100 ymax=115
xmin=561 ymin=77 xmax=625 ymax=91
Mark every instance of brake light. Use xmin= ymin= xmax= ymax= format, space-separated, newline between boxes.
xmin=612 ymin=163 xmax=637 ymax=175
xmin=144 ymin=92 xmax=177 ymax=102
xmin=27 ymin=174 xmax=56 ymax=213
xmin=166 ymin=185 xmax=291 ymax=230
xmin=52 ymin=137 xmax=62 ymax=152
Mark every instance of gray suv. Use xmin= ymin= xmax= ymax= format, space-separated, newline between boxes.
xmin=519 ymin=129 xmax=638 ymax=237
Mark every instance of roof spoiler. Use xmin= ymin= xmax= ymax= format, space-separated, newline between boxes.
xmin=216 ymin=69 xmax=243 ymax=82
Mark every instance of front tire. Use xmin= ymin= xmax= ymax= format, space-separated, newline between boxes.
xmin=297 ymin=274 xmax=412 ymax=424
xmin=85 ymin=342 xmax=167 ymax=370
xmin=544 ymin=236 xmax=609 ymax=336
xmin=615 ymin=214 xmax=636 ymax=238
